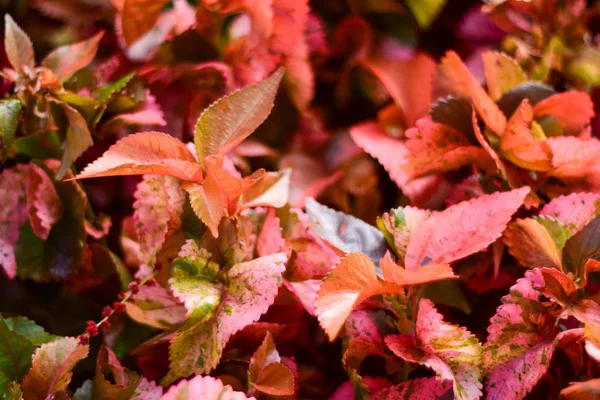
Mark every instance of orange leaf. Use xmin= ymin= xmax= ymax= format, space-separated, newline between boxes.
xmin=41 ymin=31 xmax=104 ymax=79
xmin=249 ymin=332 xmax=295 ymax=396
xmin=4 ymin=14 xmax=34 ymax=72
xmin=532 ymin=91 xmax=594 ymax=136
xmin=184 ymin=181 xmax=226 ymax=238
xmin=71 ymin=132 xmax=203 ymax=182
xmin=482 ymin=51 xmax=526 ymax=101
xmin=27 ymin=164 xmax=63 ymax=240
xmin=380 ymin=251 xmax=457 ymax=286
xmin=500 ymin=99 xmax=552 ymax=171
xmin=434 ymin=51 xmax=506 ymax=135
xmin=120 ymin=0 xmax=170 ymax=46
xmin=503 ymin=218 xmax=564 ymax=270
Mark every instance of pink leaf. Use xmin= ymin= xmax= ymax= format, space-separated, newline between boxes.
xmin=0 ymin=164 xmax=30 ymax=278
xmin=540 ymin=193 xmax=600 ymax=233
xmin=71 ymin=132 xmax=204 ymax=182
xmin=27 ymin=164 xmax=63 ymax=240
xmin=4 ymin=14 xmax=34 ymax=72
xmin=404 ymin=187 xmax=529 ymax=270
xmin=385 ymin=299 xmax=483 ymax=400
xmin=161 ymin=375 xmax=253 ymax=400
xmin=257 ymin=208 xmax=286 ymax=257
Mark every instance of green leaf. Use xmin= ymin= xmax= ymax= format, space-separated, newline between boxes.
xmin=0 ymin=99 xmax=21 ymax=163
xmin=563 ymin=214 xmax=600 ymax=278
xmin=405 ymin=0 xmax=447 ymax=29
xmin=195 ymin=68 xmax=284 ymax=163
xmin=97 ymin=73 xmax=137 ymax=103
xmin=0 ymin=318 xmax=36 ymax=396
xmin=6 ymin=382 xmax=23 ymax=400
xmin=57 ymin=103 xmax=93 ymax=180
xmin=419 ymin=279 xmax=472 ymax=315
xmin=3 ymin=317 xmax=59 ymax=346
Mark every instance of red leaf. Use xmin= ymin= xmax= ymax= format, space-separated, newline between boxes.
xmin=41 ymin=31 xmax=104 ymax=79
xmin=363 ymin=52 xmax=436 ymax=126
xmin=433 ymin=50 xmax=507 ymax=135
xmin=4 ymin=14 xmax=34 ymax=72
xmin=27 ymin=164 xmax=63 ymax=240
xmin=532 ymin=91 xmax=594 ymax=135
xmin=405 ymin=117 xmax=495 ymax=177
xmin=404 ymin=187 xmax=529 ymax=270
xmin=371 ymin=377 xmax=453 ymax=400
xmin=71 ymin=132 xmax=203 ymax=182
xmin=500 ymin=99 xmax=552 ymax=171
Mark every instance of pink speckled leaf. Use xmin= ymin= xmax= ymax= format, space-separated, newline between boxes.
xmin=125 ymin=284 xmax=186 ymax=330
xmin=161 ymin=375 xmax=253 ymax=400
xmin=540 ymin=193 xmax=600 ymax=233
xmin=70 ymin=132 xmax=204 ymax=182
xmin=0 ymin=164 xmax=30 ymax=278
xmin=546 ymin=137 xmax=600 ymax=192
xmin=483 ymin=269 xmax=581 ymax=400
xmin=133 ymin=175 xmax=185 ymax=265
xmin=27 ymin=164 xmax=63 ymax=240
xmin=385 ymin=299 xmax=483 ymax=400
xmin=405 ymin=187 xmax=529 ymax=270
xmin=532 ymin=91 xmax=594 ymax=136
xmin=163 ymin=252 xmax=287 ymax=384
xmin=371 ymin=377 xmax=453 ymax=400
xmin=330 ymin=377 xmax=392 ymax=400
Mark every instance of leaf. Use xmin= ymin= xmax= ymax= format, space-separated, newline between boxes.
xmin=316 ymin=253 xmax=390 ymax=340
xmin=404 ymin=117 xmax=494 ymax=177
xmin=2 ymin=317 xmax=59 ymax=346
xmin=433 ymin=50 xmax=506 ymax=135
xmin=380 ymin=251 xmax=456 ymax=286
xmin=249 ymin=332 xmax=295 ymax=396
xmin=161 ymin=376 xmax=253 ymax=400
xmin=169 ymin=251 xmax=223 ymax=328
xmin=164 ymin=253 xmax=287 ymax=384
xmin=120 ymin=0 xmax=170 ymax=46
xmin=305 ymin=198 xmax=387 ymax=268
xmin=133 ymin=175 xmax=185 ymax=264
xmin=386 ymin=298 xmax=483 ymax=400
xmin=239 ymin=169 xmax=291 ymax=210
xmin=563 ymin=214 xmax=600 ymax=278
xmin=184 ymin=181 xmax=225 ymax=239
xmin=540 ymin=193 xmax=600 ymax=234
xmin=378 ymin=207 xmax=431 ymax=263
xmin=21 ymin=337 xmax=89 ymax=399
xmin=126 ymin=284 xmax=186 ymax=329
xmin=483 ymin=270 xmax=582 ymax=400
xmin=405 ymin=0 xmax=447 ymax=29
xmin=0 ymin=99 xmax=22 ymax=163
xmin=546 ymin=137 xmax=600 ymax=190
xmin=0 ymin=164 xmax=30 ymax=278
xmin=372 ymin=377 xmax=453 ymax=399
xmin=561 ymin=379 xmax=600 ymax=400
xmin=482 ymin=52 xmax=527 ymax=101
xmin=41 ymin=31 xmax=104 ymax=79
xmin=93 ymin=346 xmax=162 ymax=400
xmin=4 ymin=14 xmax=34 ymax=71
xmin=503 ymin=217 xmax=569 ymax=270
xmin=56 ymin=103 xmax=94 ymax=180
xmin=532 ymin=91 xmax=594 ymax=135
xmin=0 ymin=318 xmax=36 ymax=395
xmin=404 ymin=187 xmax=529 ymax=270
xmin=499 ymin=99 xmax=552 ymax=171
xmin=195 ymin=68 xmax=284 ymax=162
xmin=363 ymin=53 xmax=436 ymax=126
xmin=71 ymin=132 xmax=203 ymax=182
xmin=27 ymin=163 xmax=63 ymax=240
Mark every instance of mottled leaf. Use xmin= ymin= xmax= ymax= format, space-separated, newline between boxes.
xmin=540 ymin=193 xmax=600 ymax=233
xmin=385 ymin=299 xmax=483 ymax=400
xmin=21 ymin=337 xmax=89 ymax=399
xmin=371 ymin=377 xmax=453 ymax=400
xmin=161 ymin=375 xmax=253 ymax=400
xmin=126 ymin=285 xmax=186 ymax=329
